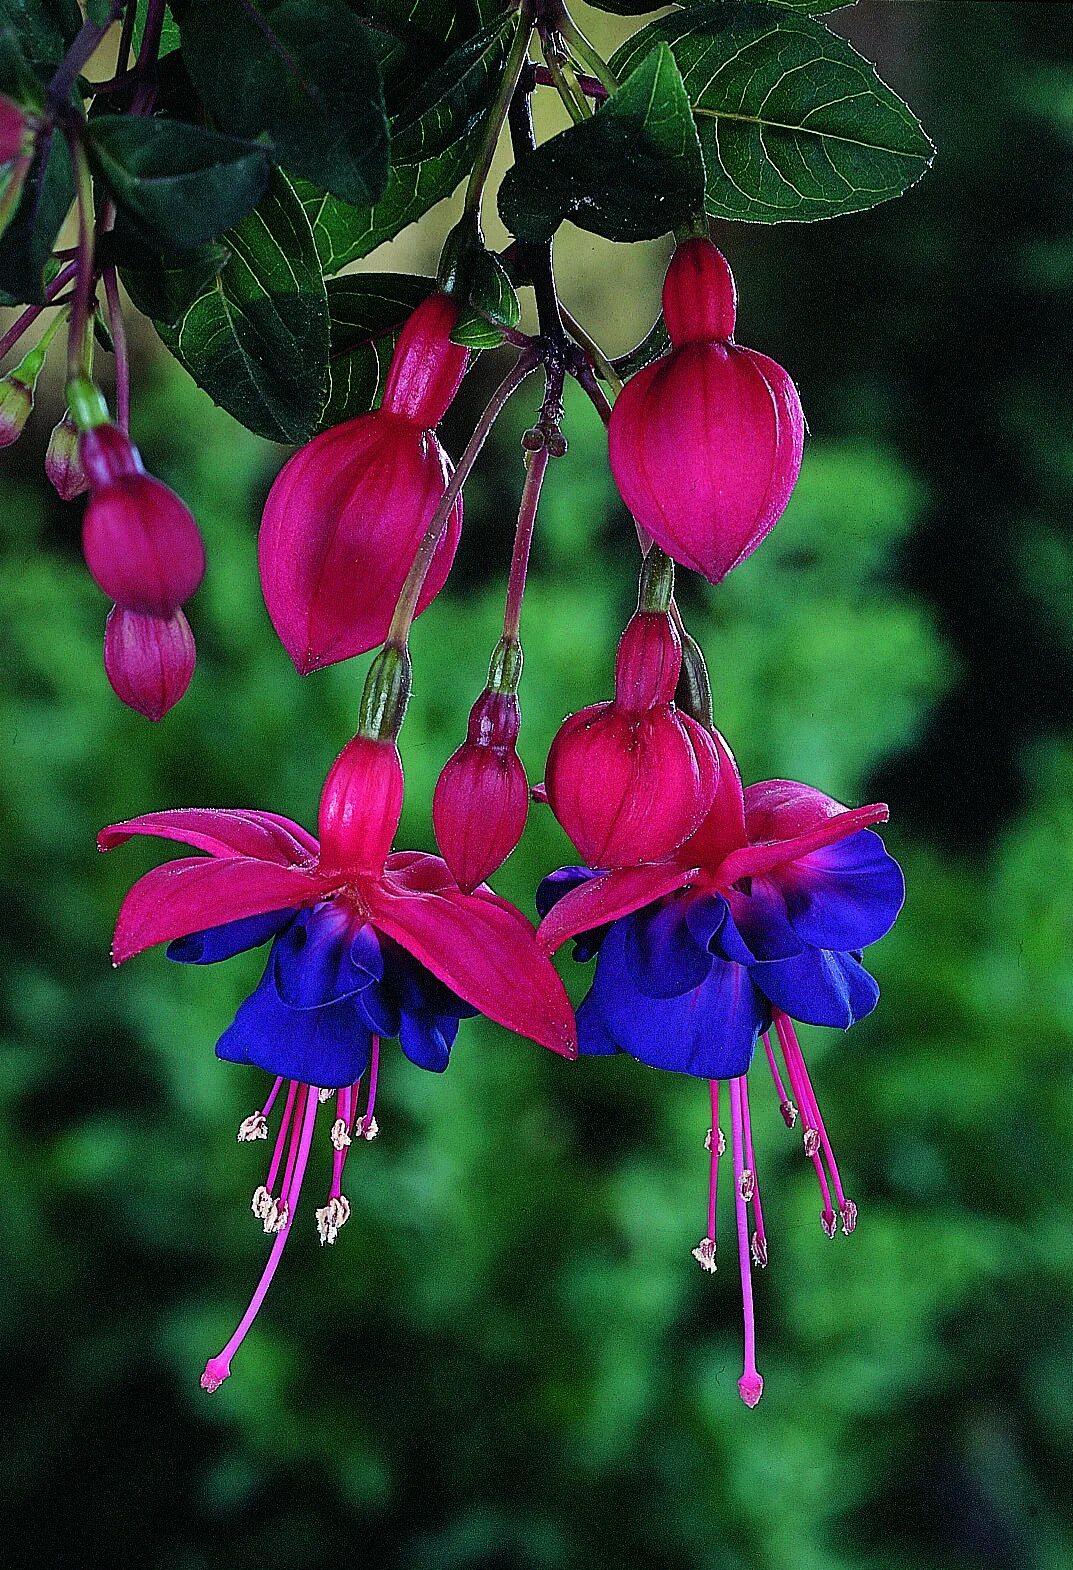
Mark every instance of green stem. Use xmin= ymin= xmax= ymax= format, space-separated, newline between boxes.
xmin=463 ymin=12 xmax=535 ymax=225
xmin=556 ymin=9 xmax=619 ymax=96
xmin=541 ymin=39 xmax=588 ymax=125
xmin=560 ymin=303 xmax=623 ymax=396
xmin=66 ymin=134 xmax=97 ymax=383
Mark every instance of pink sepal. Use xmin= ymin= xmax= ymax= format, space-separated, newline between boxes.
xmin=82 ymin=473 xmax=205 ymax=615
xmin=537 ymin=860 xmax=697 ymax=955
xmin=367 ymin=852 xmax=577 ymax=1059
xmin=98 ymin=806 xmax=319 ymax=864
xmin=317 ymin=735 xmax=404 ymax=874
xmin=380 ymin=293 xmax=469 ymax=428
xmin=111 ymin=855 xmax=327 ymax=964
xmin=103 ymin=606 xmax=195 ymax=721
xmin=712 ymin=793 xmax=890 ymax=886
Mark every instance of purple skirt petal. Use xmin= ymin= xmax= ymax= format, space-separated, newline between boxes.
xmin=167 ymin=908 xmax=295 ymax=964
xmin=775 ymin=829 xmax=905 ymax=951
xmin=752 ymin=943 xmax=879 ymax=1029
xmin=216 ymin=955 xmax=374 ymax=1088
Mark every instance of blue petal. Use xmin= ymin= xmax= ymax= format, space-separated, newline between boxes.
xmin=724 ymin=882 xmax=802 ymax=961
xmin=216 ymin=955 xmax=373 ymax=1087
xmin=357 ymin=980 xmax=402 ymax=1039
xmin=774 ymin=829 xmax=906 ymax=952
xmin=272 ymin=903 xmax=378 ymax=1010
xmin=590 ymin=918 xmax=768 ymax=1079
xmin=623 ymin=899 xmax=712 ymax=998
xmin=752 ymin=944 xmax=880 ymax=1029
xmin=167 ymin=908 xmax=296 ymax=965
xmin=536 ymin=865 xmax=609 ymax=961
xmin=576 ymin=991 xmax=620 ymax=1056
xmin=399 ymin=1011 xmax=458 ymax=1072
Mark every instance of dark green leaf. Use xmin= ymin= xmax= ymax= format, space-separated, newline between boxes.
xmin=498 ymin=43 xmax=705 ymax=244
xmin=0 ymin=127 xmax=72 ymax=301
xmin=297 ymin=122 xmax=479 ymax=274
xmin=119 ymin=240 xmax=230 ymax=327
xmin=611 ymin=1 xmax=934 ymax=223
xmin=179 ymin=0 xmax=389 ymax=207
xmin=156 ymin=170 xmax=330 ymax=443
xmin=0 ymin=0 xmax=80 ymax=69
xmin=318 ymin=271 xmax=433 ymax=429
xmin=450 ymin=249 xmax=519 ymax=349
xmin=131 ymin=3 xmax=181 ymax=56
xmin=0 ymin=16 xmax=41 ymax=102
xmin=88 ymin=115 xmax=269 ymax=248
xmin=611 ymin=314 xmax=670 ymax=379
xmin=390 ymin=14 xmax=513 ymax=166
xmin=351 ymin=0 xmax=494 ymax=114
xmin=85 ymin=0 xmax=115 ymax=21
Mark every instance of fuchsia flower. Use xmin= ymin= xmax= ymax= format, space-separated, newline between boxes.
xmin=259 ymin=292 xmax=469 ymax=674
xmin=537 ymin=731 xmax=904 ymax=1405
xmin=78 ymin=423 xmax=205 ymax=719
xmin=100 ymin=731 xmax=576 ymax=1390
xmin=433 ymin=687 xmax=528 ymax=893
xmin=103 ymin=606 xmax=195 ymax=722
xmin=608 ymin=238 xmax=804 ymax=583
xmin=545 ymin=605 xmax=719 ymax=867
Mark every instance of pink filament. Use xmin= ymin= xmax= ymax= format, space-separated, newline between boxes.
xmin=730 ymin=1077 xmax=763 ymax=1407
xmin=775 ymin=1011 xmax=849 ymax=1215
xmin=329 ymin=1084 xmax=351 ymax=1200
xmin=774 ymin=1014 xmax=835 ymax=1226
xmin=260 ymin=1075 xmax=284 ymax=1119
xmin=741 ymin=1075 xmax=767 ymax=1262
xmin=265 ymin=1079 xmax=298 ymax=1194
xmin=360 ymin=1036 xmax=380 ymax=1134
xmin=277 ymin=1083 xmax=307 ymax=1204
xmin=201 ymin=1082 xmax=320 ymax=1391
xmin=706 ymin=1079 xmax=721 ymax=1243
xmin=763 ymin=1030 xmax=795 ymax=1120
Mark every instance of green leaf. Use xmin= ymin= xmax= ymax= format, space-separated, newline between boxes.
xmin=498 ymin=43 xmax=705 ymax=244
xmin=297 ymin=124 xmax=479 ymax=274
xmin=0 ymin=0 xmax=80 ymax=70
xmin=390 ymin=14 xmax=514 ymax=166
xmin=611 ymin=1 xmax=934 ymax=223
xmin=131 ymin=2 xmax=181 ymax=56
xmin=0 ymin=127 xmax=72 ymax=302
xmin=88 ymin=115 xmax=270 ymax=248
xmin=351 ymin=0 xmax=498 ymax=112
xmin=611 ymin=314 xmax=670 ymax=378
xmin=318 ymin=271 xmax=433 ymax=430
xmin=119 ymin=241 xmax=231 ymax=327
xmin=450 ymin=249 xmax=520 ymax=349
xmin=179 ymin=0 xmax=389 ymax=207
xmin=156 ymin=171 xmax=330 ymax=443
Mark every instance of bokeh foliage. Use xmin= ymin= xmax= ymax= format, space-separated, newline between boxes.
xmin=2 ymin=4 xmax=1072 ymax=1569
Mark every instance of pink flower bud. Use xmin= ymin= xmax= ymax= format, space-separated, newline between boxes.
xmin=0 ymin=94 xmax=29 ymax=164
xmin=103 ymin=605 xmax=195 ymax=721
xmin=433 ymin=690 xmax=528 ymax=892
xmin=380 ymin=292 xmax=470 ymax=428
xmin=45 ymin=413 xmax=89 ymax=500
xmin=608 ymin=238 xmax=804 ymax=585
xmin=80 ymin=426 xmax=205 ymax=615
xmin=259 ymin=296 xmax=468 ymax=674
xmin=0 ymin=374 xmax=32 ymax=447
xmin=318 ymin=734 xmax=404 ymax=874
xmin=545 ymin=611 xmax=720 ymax=868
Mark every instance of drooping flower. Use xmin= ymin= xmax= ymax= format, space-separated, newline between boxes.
xmin=103 ymin=605 xmax=196 ymax=721
xmin=544 ymin=598 xmax=718 ymax=867
xmin=433 ymin=686 xmax=528 ymax=892
xmin=80 ymin=423 xmax=205 ymax=616
xmin=608 ymin=237 xmax=804 ymax=583
xmin=100 ymin=730 xmax=576 ymax=1390
xmin=259 ymin=291 xmax=469 ymax=674
xmin=537 ymin=731 xmax=904 ymax=1405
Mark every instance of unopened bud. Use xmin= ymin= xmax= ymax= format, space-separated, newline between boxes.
xmin=103 ymin=606 xmax=195 ymax=721
xmin=45 ymin=413 xmax=89 ymax=500
xmin=0 ymin=374 xmax=32 ymax=447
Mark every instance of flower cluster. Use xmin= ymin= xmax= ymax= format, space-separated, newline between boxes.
xmin=88 ymin=232 xmax=905 ymax=1404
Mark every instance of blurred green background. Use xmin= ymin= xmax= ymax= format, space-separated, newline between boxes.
xmin=3 ymin=3 xmax=1072 ymax=1567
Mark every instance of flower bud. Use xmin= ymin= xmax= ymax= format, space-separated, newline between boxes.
xmin=545 ymin=609 xmax=719 ymax=868
xmin=433 ymin=690 xmax=528 ymax=892
xmin=45 ymin=413 xmax=89 ymax=500
xmin=83 ymin=471 xmax=206 ymax=615
xmin=103 ymin=605 xmax=195 ymax=721
xmin=380 ymin=292 xmax=470 ymax=428
xmin=608 ymin=237 xmax=804 ymax=585
xmin=259 ymin=297 xmax=469 ymax=674
xmin=0 ymin=373 xmax=32 ymax=447
xmin=318 ymin=734 xmax=404 ymax=874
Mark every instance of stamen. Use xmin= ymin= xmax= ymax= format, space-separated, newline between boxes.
xmin=763 ymin=1031 xmax=797 ymax=1127
xmin=776 ymin=1011 xmax=856 ymax=1234
xmin=741 ymin=1077 xmax=768 ymax=1269
xmin=260 ymin=1076 xmax=284 ymax=1118
xmin=201 ymin=1083 xmax=319 ymax=1393
xmin=774 ymin=1015 xmax=836 ymax=1235
xmin=357 ymin=1036 xmax=380 ymax=1140
xmin=730 ymin=1077 xmax=763 ymax=1408
xmin=692 ymin=1081 xmax=721 ymax=1273
xmin=264 ymin=1080 xmax=299 ymax=1197
xmin=315 ymin=1194 xmax=351 ymax=1245
xmin=329 ymin=1087 xmax=351 ymax=1200
xmin=237 ymin=1112 xmax=268 ymax=1142
xmin=317 ymin=1087 xmax=333 ymax=1103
